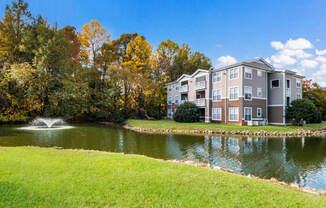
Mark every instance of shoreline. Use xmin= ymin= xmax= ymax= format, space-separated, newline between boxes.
xmin=124 ymin=124 xmax=326 ymax=137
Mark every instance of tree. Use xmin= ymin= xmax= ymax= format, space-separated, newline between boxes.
xmin=286 ymin=99 xmax=321 ymax=125
xmin=173 ymin=102 xmax=199 ymax=123
xmin=78 ymin=19 xmax=110 ymax=69
xmin=303 ymin=79 xmax=326 ymax=120
xmin=0 ymin=0 xmax=31 ymax=66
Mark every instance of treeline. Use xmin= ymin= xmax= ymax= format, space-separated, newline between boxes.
xmin=0 ymin=0 xmax=211 ymax=123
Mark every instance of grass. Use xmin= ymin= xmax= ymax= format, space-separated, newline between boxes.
xmin=0 ymin=147 xmax=326 ymax=207
xmin=127 ymin=119 xmax=326 ymax=133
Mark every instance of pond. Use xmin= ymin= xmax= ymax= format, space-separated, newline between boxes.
xmin=1 ymin=124 xmax=326 ymax=190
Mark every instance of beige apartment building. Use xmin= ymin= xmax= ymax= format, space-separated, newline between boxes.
xmin=167 ymin=58 xmax=304 ymax=125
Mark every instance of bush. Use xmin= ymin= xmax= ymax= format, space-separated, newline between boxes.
xmin=286 ymin=99 xmax=322 ymax=125
xmin=173 ymin=102 xmax=199 ymax=123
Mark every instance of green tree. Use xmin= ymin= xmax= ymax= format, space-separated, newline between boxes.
xmin=286 ymin=99 xmax=321 ymax=125
xmin=173 ymin=102 xmax=199 ymax=123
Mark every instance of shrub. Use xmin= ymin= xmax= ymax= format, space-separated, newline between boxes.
xmin=286 ymin=99 xmax=321 ymax=125
xmin=173 ymin=102 xmax=199 ymax=123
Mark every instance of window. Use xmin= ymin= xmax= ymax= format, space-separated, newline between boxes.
xmin=286 ymin=79 xmax=290 ymax=88
xmin=176 ymin=85 xmax=179 ymax=91
xmin=168 ymin=109 xmax=172 ymax=117
xmin=229 ymin=107 xmax=239 ymax=121
xmin=168 ymin=96 xmax=172 ymax=105
xmin=168 ymin=85 xmax=172 ymax=92
xmin=212 ymin=108 xmax=222 ymax=120
xmin=175 ymin=96 xmax=179 ymax=104
xmin=257 ymin=88 xmax=263 ymax=97
xmin=213 ymin=89 xmax=222 ymax=101
xmin=244 ymin=68 xmax=252 ymax=79
xmin=212 ymin=72 xmax=221 ymax=83
xmin=229 ymin=68 xmax=239 ymax=80
xmin=257 ymin=108 xmax=262 ymax=117
xmin=296 ymin=79 xmax=301 ymax=88
xmin=271 ymin=80 xmax=279 ymax=88
xmin=244 ymin=107 xmax=252 ymax=121
xmin=244 ymin=86 xmax=252 ymax=100
xmin=229 ymin=87 xmax=239 ymax=100
xmin=257 ymin=70 xmax=263 ymax=77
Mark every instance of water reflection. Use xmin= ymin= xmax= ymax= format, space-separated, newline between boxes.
xmin=0 ymin=124 xmax=326 ymax=190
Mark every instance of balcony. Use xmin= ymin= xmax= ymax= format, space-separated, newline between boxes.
xmin=196 ymin=81 xmax=206 ymax=90
xmin=285 ymin=88 xmax=291 ymax=97
xmin=179 ymin=85 xmax=189 ymax=93
xmin=180 ymin=99 xmax=188 ymax=104
xmin=195 ymin=98 xmax=206 ymax=107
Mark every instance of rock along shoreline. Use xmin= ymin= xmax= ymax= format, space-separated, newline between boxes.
xmin=124 ymin=125 xmax=326 ymax=137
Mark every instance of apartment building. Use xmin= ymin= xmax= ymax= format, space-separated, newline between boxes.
xmin=167 ymin=58 xmax=304 ymax=125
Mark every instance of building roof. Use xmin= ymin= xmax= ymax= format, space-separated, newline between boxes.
xmin=212 ymin=57 xmax=275 ymax=72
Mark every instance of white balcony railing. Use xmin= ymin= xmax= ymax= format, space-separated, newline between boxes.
xmin=179 ymin=85 xmax=189 ymax=93
xmin=195 ymin=98 xmax=206 ymax=107
xmin=196 ymin=81 xmax=206 ymax=90
xmin=285 ymin=88 xmax=291 ymax=97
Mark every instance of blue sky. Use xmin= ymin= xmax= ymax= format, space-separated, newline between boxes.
xmin=1 ymin=0 xmax=326 ymax=85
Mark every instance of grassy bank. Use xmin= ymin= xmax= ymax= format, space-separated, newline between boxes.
xmin=0 ymin=147 xmax=326 ymax=207
xmin=127 ymin=119 xmax=326 ymax=133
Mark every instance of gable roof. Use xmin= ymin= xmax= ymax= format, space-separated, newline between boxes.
xmin=212 ymin=57 xmax=274 ymax=72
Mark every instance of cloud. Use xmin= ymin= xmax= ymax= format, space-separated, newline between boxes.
xmin=315 ymin=56 xmax=326 ymax=63
xmin=268 ymin=38 xmax=313 ymax=68
xmin=270 ymin=54 xmax=296 ymax=68
xmin=216 ymin=56 xmax=237 ymax=67
xmin=300 ymin=59 xmax=318 ymax=68
xmin=316 ymin=49 xmax=326 ymax=56
xmin=284 ymin=38 xmax=313 ymax=50
xmin=311 ymin=65 xmax=326 ymax=86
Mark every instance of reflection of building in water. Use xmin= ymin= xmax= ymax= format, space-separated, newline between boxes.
xmin=164 ymin=134 xmax=326 ymax=190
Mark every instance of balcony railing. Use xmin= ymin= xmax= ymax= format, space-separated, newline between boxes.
xmin=179 ymin=85 xmax=189 ymax=93
xmin=196 ymin=81 xmax=206 ymax=90
xmin=180 ymin=99 xmax=188 ymax=104
xmin=195 ymin=98 xmax=206 ymax=107
xmin=285 ymin=88 xmax=291 ymax=97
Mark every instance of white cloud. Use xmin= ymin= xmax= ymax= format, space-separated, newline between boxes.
xmin=316 ymin=49 xmax=326 ymax=56
xmin=311 ymin=65 xmax=326 ymax=86
xmin=300 ymin=59 xmax=318 ymax=68
xmin=216 ymin=56 xmax=237 ymax=67
xmin=270 ymin=54 xmax=296 ymax=68
xmin=270 ymin=41 xmax=283 ymax=50
xmin=268 ymin=38 xmax=313 ymax=68
xmin=284 ymin=38 xmax=313 ymax=50
xmin=315 ymin=56 xmax=326 ymax=63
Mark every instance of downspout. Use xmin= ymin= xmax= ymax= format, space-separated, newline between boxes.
xmin=283 ymin=72 xmax=286 ymax=125
xmin=224 ymin=70 xmax=227 ymax=124
xmin=266 ymin=71 xmax=268 ymax=124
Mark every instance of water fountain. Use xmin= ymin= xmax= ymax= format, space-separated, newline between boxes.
xmin=18 ymin=117 xmax=73 ymax=130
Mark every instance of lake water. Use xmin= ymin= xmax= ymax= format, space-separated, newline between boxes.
xmin=1 ymin=124 xmax=326 ymax=190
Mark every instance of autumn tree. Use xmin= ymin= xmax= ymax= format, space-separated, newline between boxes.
xmin=0 ymin=0 xmax=31 ymax=67
xmin=303 ymin=79 xmax=326 ymax=120
xmin=78 ymin=19 xmax=110 ymax=69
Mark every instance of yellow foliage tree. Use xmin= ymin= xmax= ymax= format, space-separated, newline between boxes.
xmin=78 ymin=19 xmax=110 ymax=68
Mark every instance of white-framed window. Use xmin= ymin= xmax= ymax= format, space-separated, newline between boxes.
xmin=229 ymin=107 xmax=239 ymax=121
xmin=257 ymin=108 xmax=262 ymax=117
xmin=297 ymin=92 xmax=301 ymax=99
xmin=229 ymin=68 xmax=239 ymax=80
xmin=176 ymin=84 xmax=179 ymax=91
xmin=168 ymin=96 xmax=172 ymax=104
xmin=257 ymin=88 xmax=263 ymax=97
xmin=271 ymin=79 xmax=280 ymax=88
xmin=175 ymin=96 xmax=179 ymax=104
xmin=296 ymin=79 xmax=301 ymax=88
xmin=244 ymin=107 xmax=252 ymax=121
xmin=244 ymin=68 xmax=252 ymax=79
xmin=244 ymin=86 xmax=252 ymax=100
xmin=212 ymin=108 xmax=222 ymax=120
xmin=212 ymin=72 xmax=221 ymax=83
xmin=229 ymin=87 xmax=239 ymax=100
xmin=168 ymin=109 xmax=172 ymax=117
xmin=168 ymin=85 xmax=172 ymax=92
xmin=213 ymin=89 xmax=222 ymax=101
xmin=257 ymin=70 xmax=263 ymax=77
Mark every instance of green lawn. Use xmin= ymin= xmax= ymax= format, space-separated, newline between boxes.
xmin=127 ymin=119 xmax=326 ymax=133
xmin=0 ymin=147 xmax=325 ymax=207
